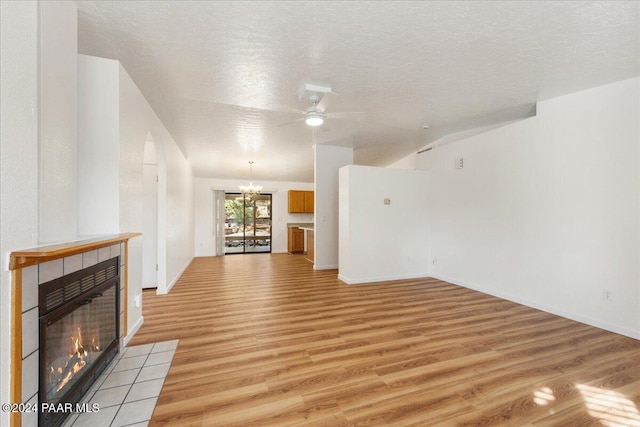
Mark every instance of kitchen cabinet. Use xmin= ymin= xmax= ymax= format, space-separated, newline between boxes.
xmin=304 ymin=191 xmax=314 ymax=213
xmin=288 ymin=227 xmax=304 ymax=253
xmin=288 ymin=190 xmax=314 ymax=213
xmin=306 ymin=229 xmax=314 ymax=263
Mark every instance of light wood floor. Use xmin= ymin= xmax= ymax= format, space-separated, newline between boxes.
xmin=129 ymin=254 xmax=640 ymax=426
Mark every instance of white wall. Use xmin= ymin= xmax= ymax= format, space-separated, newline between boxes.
xmin=162 ymin=136 xmax=194 ymax=294
xmin=0 ymin=2 xmax=39 ymax=424
xmin=314 ymin=145 xmax=353 ymax=269
xmin=387 ymin=152 xmax=417 ymax=170
xmin=117 ymin=63 xmax=194 ymax=296
xmin=78 ymin=55 xmax=194 ymax=316
xmin=339 ymin=165 xmax=430 ymax=283
xmin=421 ymin=77 xmax=640 ymax=339
xmin=118 ymin=65 xmax=147 ymax=321
xmin=77 ymin=55 xmax=120 ymax=235
xmin=194 ymin=178 xmax=314 ymax=256
xmin=39 ymin=0 xmax=78 ymax=243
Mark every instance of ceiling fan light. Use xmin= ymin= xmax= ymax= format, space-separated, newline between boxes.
xmin=305 ymin=113 xmax=324 ymax=126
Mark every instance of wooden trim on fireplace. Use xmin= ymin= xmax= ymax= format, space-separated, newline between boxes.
xmin=124 ymin=241 xmax=129 ymax=338
xmin=9 ymin=233 xmax=141 ymax=270
xmin=8 ymin=233 xmax=141 ymax=426
xmin=10 ymin=269 xmax=22 ymax=427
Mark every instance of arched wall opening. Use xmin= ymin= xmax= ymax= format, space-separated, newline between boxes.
xmin=142 ymin=131 xmax=168 ymax=294
xmin=142 ymin=135 xmax=158 ymax=289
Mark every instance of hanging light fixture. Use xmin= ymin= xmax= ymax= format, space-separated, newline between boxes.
xmin=239 ymin=161 xmax=262 ymax=198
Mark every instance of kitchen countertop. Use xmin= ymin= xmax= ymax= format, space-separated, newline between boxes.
xmin=287 ymin=222 xmax=314 ymax=228
xmin=299 ymin=225 xmax=314 ymax=231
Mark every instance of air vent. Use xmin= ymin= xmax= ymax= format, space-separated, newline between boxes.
xmin=40 ymin=257 xmax=119 ymax=316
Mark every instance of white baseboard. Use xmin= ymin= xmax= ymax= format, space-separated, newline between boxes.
xmin=337 ymin=274 xmax=350 ymax=283
xmin=429 ymin=273 xmax=640 ymax=341
xmin=314 ymin=264 xmax=338 ymax=270
xmin=158 ymin=257 xmax=193 ymax=295
xmin=338 ymin=272 xmax=429 ymax=285
xmin=123 ymin=315 xmax=144 ymax=346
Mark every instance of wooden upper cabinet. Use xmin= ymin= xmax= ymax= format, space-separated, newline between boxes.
xmin=288 ymin=190 xmax=314 ymax=213
xmin=288 ymin=190 xmax=305 ymax=213
xmin=303 ymin=191 xmax=314 ymax=213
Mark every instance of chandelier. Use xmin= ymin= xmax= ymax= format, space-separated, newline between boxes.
xmin=239 ymin=161 xmax=262 ymax=198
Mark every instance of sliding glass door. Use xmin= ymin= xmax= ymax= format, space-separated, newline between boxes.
xmin=224 ymin=193 xmax=272 ymax=254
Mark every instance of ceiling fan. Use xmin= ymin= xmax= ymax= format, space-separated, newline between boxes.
xmin=278 ymin=93 xmax=365 ymax=127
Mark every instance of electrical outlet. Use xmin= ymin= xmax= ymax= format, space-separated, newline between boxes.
xmin=432 ymin=256 xmax=438 ymax=265
xmin=602 ymin=289 xmax=613 ymax=301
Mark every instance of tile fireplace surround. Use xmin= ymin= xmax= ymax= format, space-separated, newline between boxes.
xmin=9 ymin=233 xmax=141 ymax=427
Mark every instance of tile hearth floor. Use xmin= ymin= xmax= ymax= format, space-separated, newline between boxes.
xmin=62 ymin=340 xmax=178 ymax=427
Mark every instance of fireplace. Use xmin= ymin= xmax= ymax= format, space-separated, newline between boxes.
xmin=38 ymin=257 xmax=120 ymax=427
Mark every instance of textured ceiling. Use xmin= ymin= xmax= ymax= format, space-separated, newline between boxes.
xmin=76 ymin=1 xmax=639 ymax=182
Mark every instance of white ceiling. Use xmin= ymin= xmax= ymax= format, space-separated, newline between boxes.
xmin=76 ymin=1 xmax=639 ymax=183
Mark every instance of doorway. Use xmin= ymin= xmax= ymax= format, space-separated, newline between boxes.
xmin=224 ymin=193 xmax=272 ymax=254
xmin=142 ymin=136 xmax=158 ymax=289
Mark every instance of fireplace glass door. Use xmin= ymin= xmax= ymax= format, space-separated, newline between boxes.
xmin=41 ymin=284 xmax=117 ymax=402
xmin=39 ymin=257 xmax=120 ymax=427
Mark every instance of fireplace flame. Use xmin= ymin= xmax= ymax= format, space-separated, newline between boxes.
xmin=51 ymin=327 xmax=93 ymax=393
xmin=43 ymin=283 xmax=114 ymax=404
